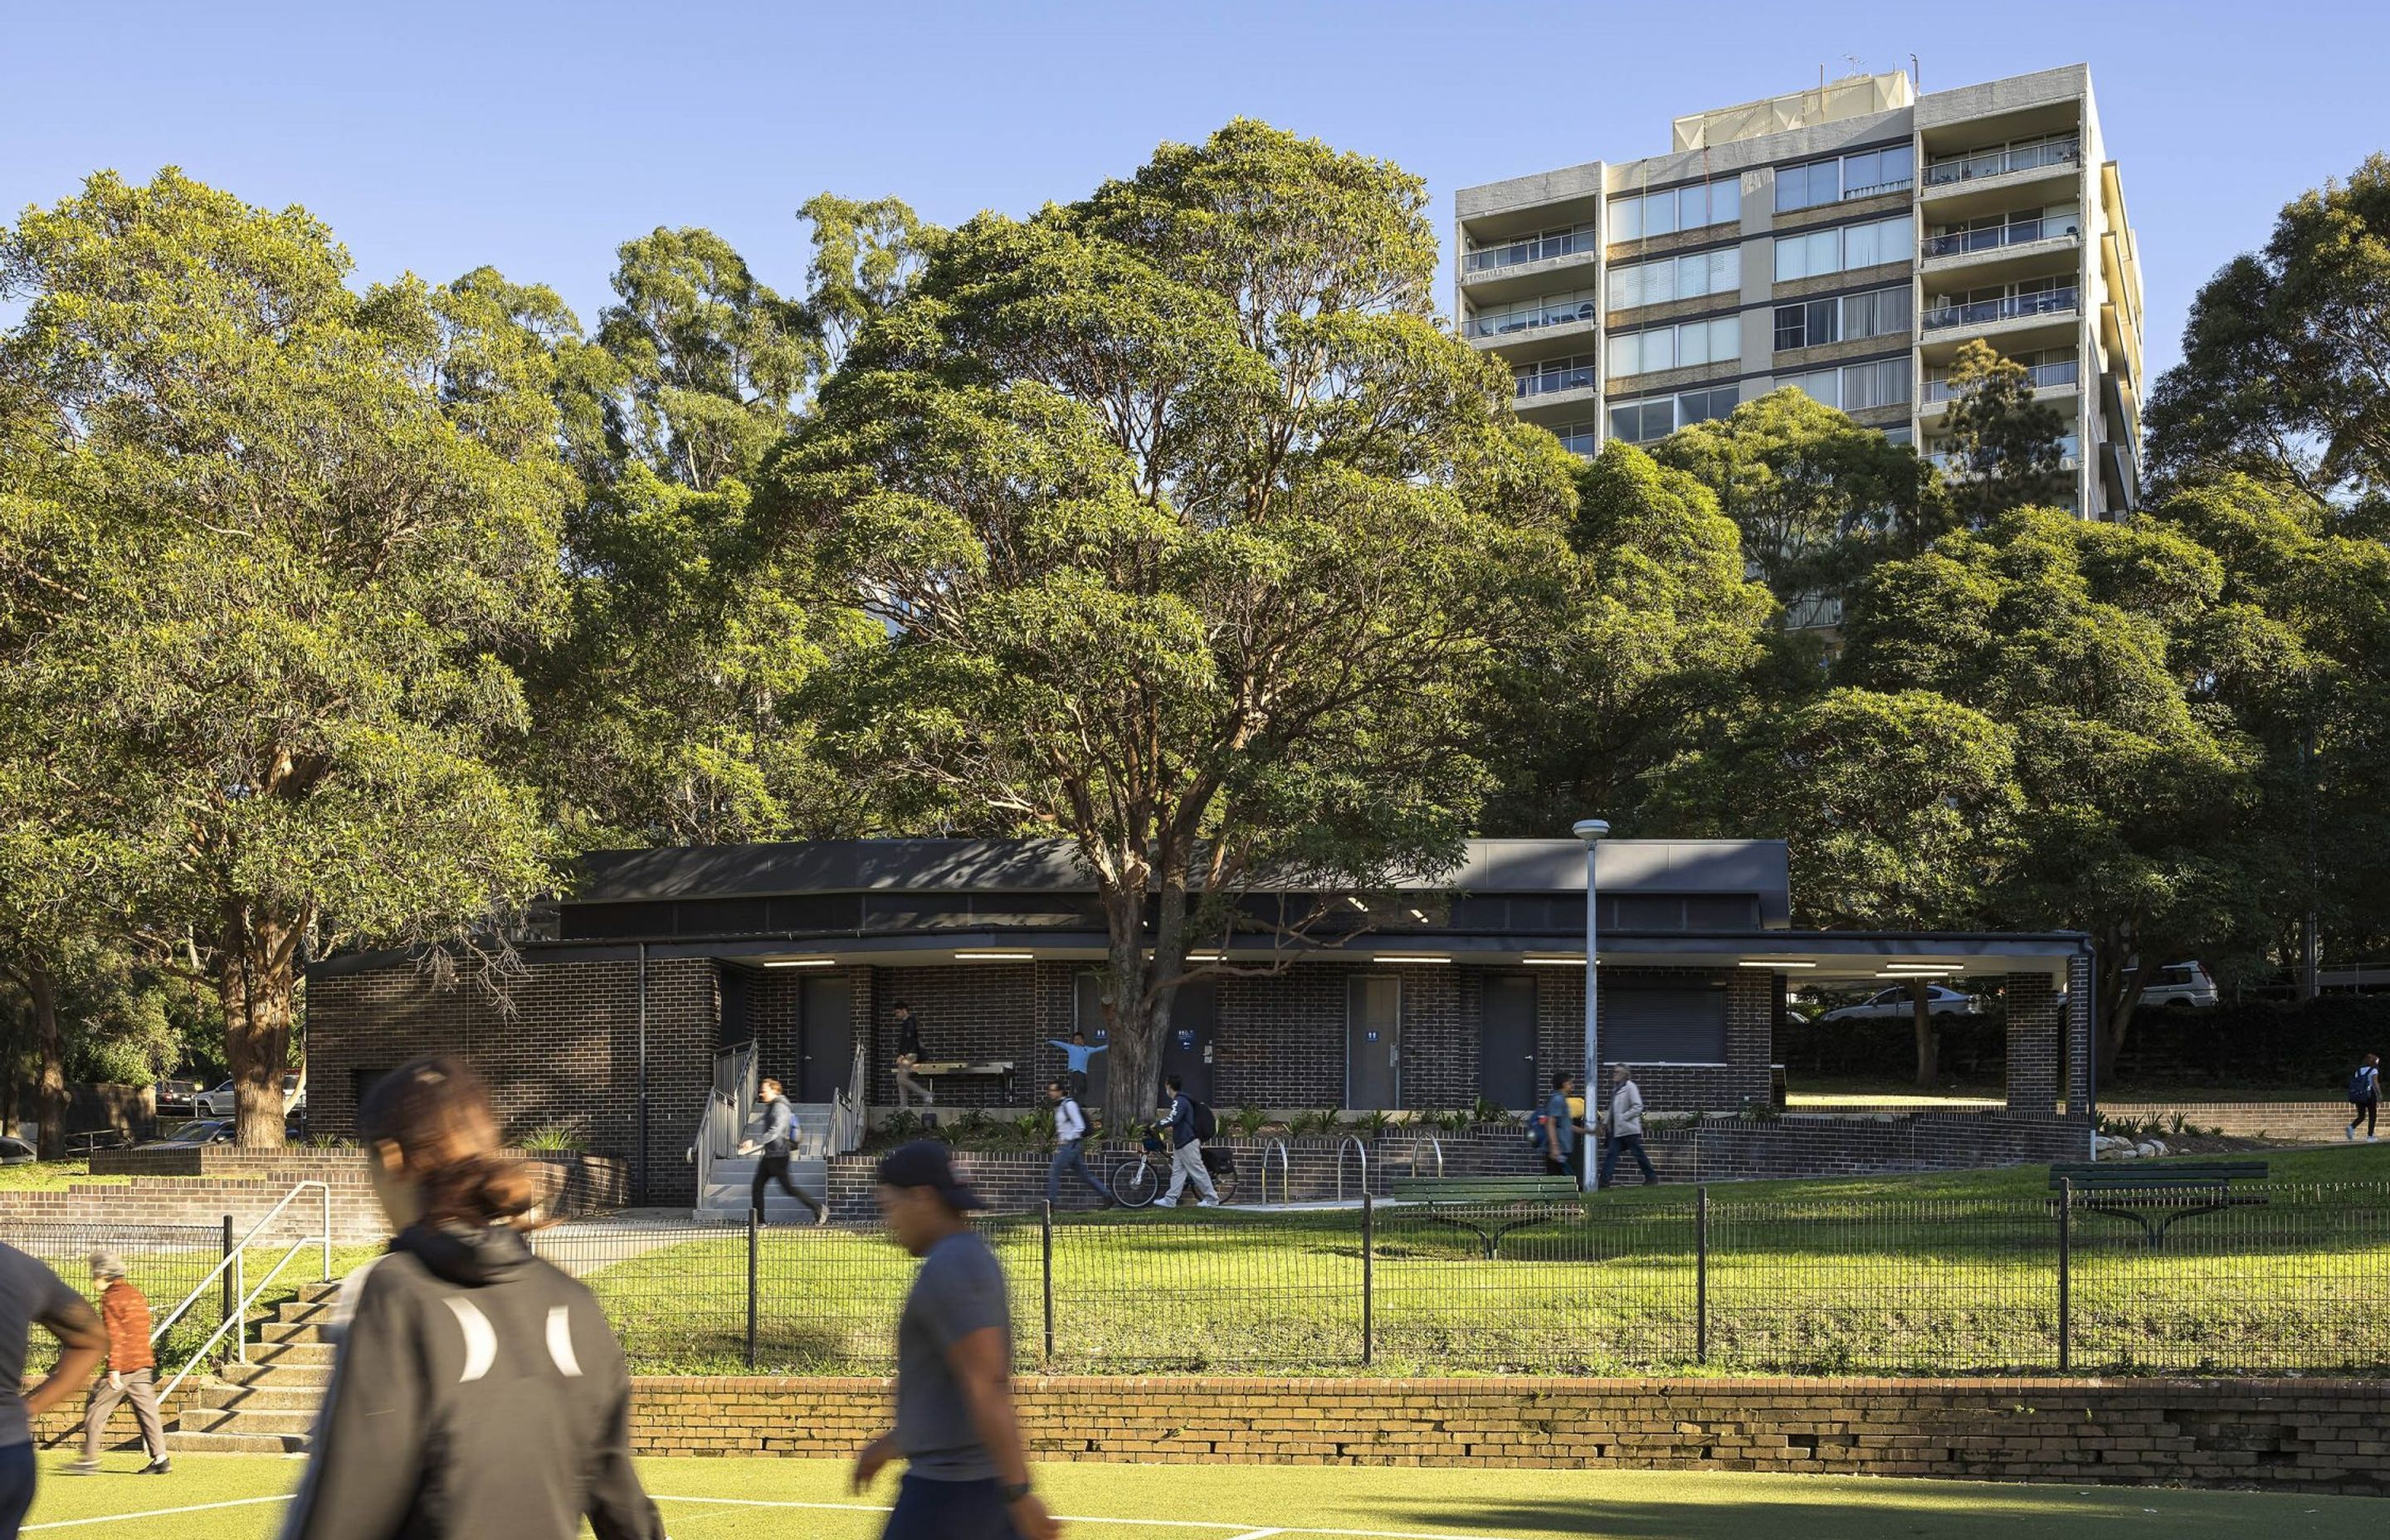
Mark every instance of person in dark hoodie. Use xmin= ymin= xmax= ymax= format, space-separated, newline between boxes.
xmin=279 ymin=1058 xmax=662 ymax=1540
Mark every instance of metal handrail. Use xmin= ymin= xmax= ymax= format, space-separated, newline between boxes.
xmin=1259 ymin=1138 xmax=1291 ymax=1205
xmin=1406 ymin=1134 xmax=1446 ymax=1178
xmin=149 ymin=1180 xmax=332 ymax=1399
xmin=1335 ymin=1136 xmax=1370 ymax=1202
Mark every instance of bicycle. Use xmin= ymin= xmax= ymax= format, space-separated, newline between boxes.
xmin=1110 ymin=1128 xmax=1237 ymax=1208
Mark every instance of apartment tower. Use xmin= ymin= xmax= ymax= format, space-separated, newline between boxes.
xmin=1455 ymin=64 xmax=2144 ymax=519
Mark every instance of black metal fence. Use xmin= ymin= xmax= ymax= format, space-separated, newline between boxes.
xmin=1 ymin=1221 xmax=230 ymax=1368
xmin=526 ymin=1179 xmax=2390 ymax=1378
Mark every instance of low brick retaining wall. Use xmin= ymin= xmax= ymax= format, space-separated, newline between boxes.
xmin=2101 ymin=1101 xmax=2351 ymax=1142
xmin=0 ymin=1150 xmax=628 ymax=1243
xmin=627 ymin=1376 xmax=2390 ymax=1493
xmin=32 ymin=1386 xmax=198 ymax=1451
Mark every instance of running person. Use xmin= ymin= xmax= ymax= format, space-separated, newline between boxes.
xmin=280 ymin=1057 xmax=663 ymax=1540
xmin=0 ymin=1242 xmax=104 ymax=1537
xmin=853 ymin=1142 xmax=1056 ymax=1540
xmin=739 ymin=1076 xmax=829 ymax=1225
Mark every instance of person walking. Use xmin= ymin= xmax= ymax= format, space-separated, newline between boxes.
xmin=893 ymin=1002 xmax=934 ymax=1110
xmin=851 ymin=1141 xmax=1056 ymax=1540
xmin=1597 ymin=1065 xmax=1660 ymax=1188
xmin=67 ymin=1252 xmax=168 ymax=1476
xmin=739 ymin=1076 xmax=830 ymax=1226
xmin=278 ymin=1056 xmax=663 ymax=1540
xmin=1153 ymin=1074 xmax=1219 ymax=1209
xmin=1045 ymin=1031 xmax=1106 ymax=1101
xmin=0 ymin=1242 xmax=104 ymax=1536
xmin=1044 ymin=1080 xmax=1111 ymax=1208
xmin=1539 ymin=1072 xmax=1578 ymax=1180
xmin=2348 ymin=1053 xmax=2381 ymax=1143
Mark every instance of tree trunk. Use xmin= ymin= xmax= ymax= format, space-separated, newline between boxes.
xmin=2093 ymin=934 xmax=2139 ymax=1084
xmin=32 ymin=962 xmax=66 ymax=1161
xmin=1910 ymin=977 xmax=1938 ymax=1089
xmin=219 ymin=907 xmax=295 ymax=1149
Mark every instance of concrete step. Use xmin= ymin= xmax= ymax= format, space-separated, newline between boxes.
xmin=194 ymin=1383 xmax=324 ymax=1412
xmin=178 ymin=1406 xmax=320 ymax=1436
xmin=171 ymin=1428 xmax=311 ymax=1454
xmin=219 ymin=1362 xmax=333 ymax=1389
xmin=240 ymin=1340 xmax=336 ymax=1367
xmin=257 ymin=1321 xmax=334 ymax=1344
xmin=705 ymin=1157 xmax=828 ymax=1182
xmin=271 ymin=1298 xmax=334 ymax=1324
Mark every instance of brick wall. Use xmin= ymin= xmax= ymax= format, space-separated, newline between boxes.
xmin=2007 ymin=972 xmax=2062 ymax=1112
xmin=623 ymin=1375 xmax=2390 ymax=1494
xmin=2101 ymin=1101 xmax=2351 ymax=1141
xmin=869 ymin=964 xmax=1039 ymax=1107
xmin=306 ymin=954 xmax=716 ymax=1205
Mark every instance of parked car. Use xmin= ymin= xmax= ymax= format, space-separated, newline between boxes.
xmin=2137 ymin=961 xmax=2219 ymax=1009
xmin=0 ymin=1136 xmax=35 ymax=1166
xmin=194 ymin=1072 xmax=305 ymax=1118
xmin=143 ymin=1118 xmax=235 ymax=1148
xmin=154 ymin=1078 xmax=200 ymax=1114
xmin=1818 ymin=985 xmax=1985 ymax=1022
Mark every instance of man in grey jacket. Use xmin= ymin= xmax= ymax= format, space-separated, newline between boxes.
xmin=740 ymin=1076 xmax=828 ymax=1225
xmin=1597 ymin=1065 xmax=1659 ymax=1188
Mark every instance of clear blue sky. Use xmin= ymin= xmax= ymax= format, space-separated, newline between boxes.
xmin=6 ymin=0 xmax=2386 ymax=381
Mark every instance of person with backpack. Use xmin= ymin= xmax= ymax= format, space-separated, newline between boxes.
xmin=279 ymin=1056 xmax=664 ymax=1540
xmin=1044 ymin=1079 xmax=1112 ymax=1208
xmin=738 ymin=1076 xmax=829 ymax=1226
xmin=1153 ymin=1074 xmax=1220 ymax=1209
xmin=2349 ymin=1053 xmax=2381 ymax=1143
xmin=1534 ymin=1071 xmax=1579 ymax=1180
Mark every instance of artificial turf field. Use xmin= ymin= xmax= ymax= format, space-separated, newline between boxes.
xmin=24 ymin=1455 xmax=2382 ymax=1538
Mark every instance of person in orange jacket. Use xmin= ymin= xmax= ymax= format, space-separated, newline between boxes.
xmin=68 ymin=1252 xmax=167 ymax=1476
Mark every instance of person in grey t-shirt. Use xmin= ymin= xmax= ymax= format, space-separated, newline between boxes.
xmin=0 ymin=1241 xmax=106 ymax=1536
xmin=851 ymin=1142 xmax=1054 ymax=1540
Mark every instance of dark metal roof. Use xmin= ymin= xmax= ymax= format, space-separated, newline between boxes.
xmin=571 ymin=836 xmax=1791 ymax=919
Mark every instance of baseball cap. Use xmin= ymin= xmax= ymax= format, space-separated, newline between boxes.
xmin=874 ymin=1140 xmax=987 ymax=1210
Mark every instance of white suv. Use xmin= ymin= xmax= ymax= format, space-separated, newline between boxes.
xmin=2139 ymin=961 xmax=2219 ymax=1009
xmin=194 ymin=1072 xmax=306 ymax=1117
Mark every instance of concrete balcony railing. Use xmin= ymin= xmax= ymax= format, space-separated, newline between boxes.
xmin=1921 ymin=288 xmax=2080 ymax=333
xmin=1924 ymin=139 xmax=2082 ymax=188
xmin=1464 ymin=226 xmax=1599 ymax=275
xmin=1468 ymin=295 xmax=1600 ymax=340
xmin=1922 ymin=217 xmax=2080 ymax=259
xmin=1922 ymin=358 xmax=2080 ymax=403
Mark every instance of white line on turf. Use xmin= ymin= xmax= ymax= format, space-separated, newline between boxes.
xmin=1227 ymin=1530 xmax=1285 ymax=1539
xmin=650 ymin=1494 xmax=1524 ymax=1539
xmin=25 ymin=1494 xmax=295 ymax=1531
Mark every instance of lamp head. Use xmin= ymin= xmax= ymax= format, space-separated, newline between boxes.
xmin=1571 ymin=819 xmax=1611 ymax=844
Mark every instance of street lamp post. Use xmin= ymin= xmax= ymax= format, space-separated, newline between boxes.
xmin=1573 ymin=818 xmax=1610 ymax=1194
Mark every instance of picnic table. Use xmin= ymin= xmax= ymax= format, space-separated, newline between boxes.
xmin=2049 ymin=1160 xmax=2270 ymax=1248
xmin=1386 ymin=1175 xmax=1584 ymax=1259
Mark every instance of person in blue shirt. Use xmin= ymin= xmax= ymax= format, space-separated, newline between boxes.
xmin=2349 ymin=1053 xmax=2381 ymax=1143
xmin=1540 ymin=1071 xmax=1580 ymax=1181
xmin=1046 ymin=1031 xmax=1107 ymax=1100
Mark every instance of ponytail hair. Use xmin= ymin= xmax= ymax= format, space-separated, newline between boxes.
xmin=359 ymin=1056 xmax=546 ymax=1231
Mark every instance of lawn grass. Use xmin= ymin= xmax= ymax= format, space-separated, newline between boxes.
xmin=540 ymin=1143 xmax=2390 ymax=1379
xmin=0 ymin=1160 xmax=131 ymax=1192
xmin=27 ymin=1453 xmax=2387 ymax=1539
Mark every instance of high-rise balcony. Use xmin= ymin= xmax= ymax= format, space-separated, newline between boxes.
xmin=1921 ymin=288 xmax=2080 ymax=346
xmin=1464 ymin=224 xmax=1599 ymax=275
xmin=1921 ymin=357 xmax=2080 ymax=404
xmin=1466 ymin=291 xmax=1601 ymax=346
xmin=1923 ymin=139 xmax=2081 ymax=189
xmin=1922 ymin=212 xmax=2080 ymax=259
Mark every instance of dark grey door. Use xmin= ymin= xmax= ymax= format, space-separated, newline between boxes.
xmin=1480 ymin=975 xmax=1538 ymax=1109
xmin=1071 ymin=972 xmax=1113 ymax=1109
xmin=796 ymin=975 xmax=855 ymax=1104
xmin=1346 ymin=976 xmax=1401 ymax=1109
xmin=1161 ymin=978 xmax=1215 ymax=1105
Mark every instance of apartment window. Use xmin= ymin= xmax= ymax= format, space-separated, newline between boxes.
xmin=1882 ymin=424 xmax=1914 ymax=447
xmin=1554 ymin=422 xmax=1598 ymax=457
xmin=1607 ymin=246 xmax=1740 ymax=311
xmin=1774 ymin=144 xmax=1915 ymax=212
xmin=1773 ymin=298 xmax=1836 ymax=351
xmin=1840 ymin=358 xmax=1911 ymax=412
xmin=1842 ymin=285 xmax=1912 ymax=340
xmin=1607 ymin=314 xmax=1739 ymax=379
xmin=1610 ymin=177 xmax=1740 ymax=241
xmin=1608 ymin=383 xmax=1740 ymax=444
xmin=1782 ymin=359 xmax=1909 ymax=412
xmin=1773 ymin=214 xmax=1914 ymax=281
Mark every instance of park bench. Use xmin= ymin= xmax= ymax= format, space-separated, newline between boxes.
xmin=1387 ymin=1175 xmax=1584 ymax=1259
xmin=2048 ymin=1160 xmax=2270 ymax=1248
